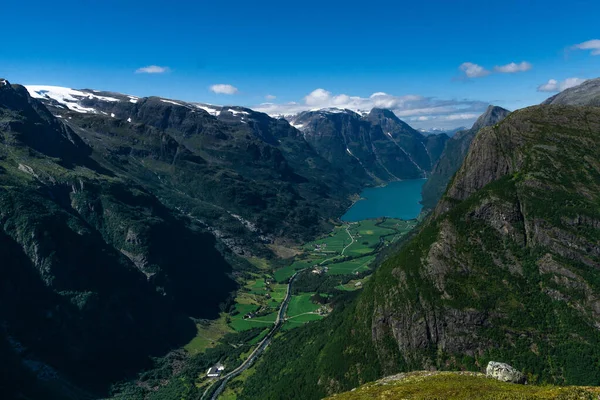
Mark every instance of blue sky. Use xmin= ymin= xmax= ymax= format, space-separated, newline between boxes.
xmin=2 ymin=0 xmax=600 ymax=129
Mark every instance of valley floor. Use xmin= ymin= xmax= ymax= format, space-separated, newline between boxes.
xmin=169 ymin=217 xmax=418 ymax=399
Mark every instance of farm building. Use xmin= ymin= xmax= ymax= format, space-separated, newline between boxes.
xmin=206 ymin=364 xmax=225 ymax=377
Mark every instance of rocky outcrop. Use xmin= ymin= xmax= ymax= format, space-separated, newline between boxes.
xmin=542 ymin=78 xmax=600 ymax=106
xmin=486 ymin=362 xmax=526 ymax=384
xmin=422 ymin=106 xmax=510 ymax=209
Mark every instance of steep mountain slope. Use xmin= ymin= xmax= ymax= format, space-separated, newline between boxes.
xmin=287 ymin=108 xmax=447 ymax=182
xmin=0 ymin=81 xmax=241 ymax=397
xmin=421 ymin=105 xmax=510 ymax=209
xmin=26 ymin=86 xmax=366 ymax=247
xmin=542 ymin=78 xmax=600 ymax=106
xmin=241 ymin=104 xmax=600 ymax=399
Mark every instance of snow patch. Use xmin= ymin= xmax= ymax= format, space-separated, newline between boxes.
xmin=128 ymin=96 xmax=138 ymax=103
xmin=110 ymin=113 xmax=115 ymax=118
xmin=195 ymin=104 xmax=221 ymax=116
xmin=0 ymin=79 xmax=7 ymax=86
xmin=161 ymin=99 xmax=183 ymax=106
xmin=228 ymin=108 xmax=249 ymax=116
xmin=290 ymin=122 xmax=304 ymax=129
xmin=25 ymin=85 xmax=107 ymax=113
xmin=386 ymin=132 xmax=393 ymax=138
xmin=127 ymin=117 xmax=132 ymax=123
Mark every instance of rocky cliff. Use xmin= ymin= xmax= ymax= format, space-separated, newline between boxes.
xmin=421 ymin=105 xmax=511 ymax=209
xmin=241 ymin=104 xmax=600 ymax=399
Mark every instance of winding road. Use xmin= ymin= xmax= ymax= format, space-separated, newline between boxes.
xmin=203 ymin=271 xmax=302 ymax=400
xmin=204 ymin=223 xmax=357 ymax=399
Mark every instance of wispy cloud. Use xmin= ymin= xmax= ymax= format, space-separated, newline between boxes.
xmin=135 ymin=65 xmax=170 ymax=74
xmin=537 ymin=77 xmax=586 ymax=92
xmin=459 ymin=62 xmax=490 ymax=78
xmin=571 ymin=39 xmax=600 ymax=56
xmin=494 ymin=61 xmax=532 ymax=73
xmin=265 ymin=94 xmax=276 ymax=100
xmin=253 ymin=88 xmax=489 ymax=129
xmin=210 ymin=84 xmax=238 ymax=95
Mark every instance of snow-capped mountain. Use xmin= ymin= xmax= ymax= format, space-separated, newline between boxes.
xmin=25 ymin=85 xmax=236 ymax=121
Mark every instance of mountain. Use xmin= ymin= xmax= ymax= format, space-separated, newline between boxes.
xmin=419 ymin=126 xmax=468 ymax=137
xmin=0 ymin=80 xmax=241 ymax=398
xmin=287 ymin=108 xmax=448 ymax=182
xmin=542 ymin=78 xmax=600 ymax=106
xmin=25 ymin=86 xmax=367 ymax=248
xmin=240 ymin=104 xmax=600 ymax=399
xmin=3 ymin=80 xmax=416 ymax=398
xmin=421 ymin=105 xmax=510 ymax=209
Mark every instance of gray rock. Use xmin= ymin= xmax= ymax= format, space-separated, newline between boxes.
xmin=486 ymin=361 xmax=526 ymax=384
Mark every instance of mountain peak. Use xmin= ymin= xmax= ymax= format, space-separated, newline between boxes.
xmin=542 ymin=77 xmax=600 ymax=106
xmin=470 ymin=105 xmax=510 ymax=132
xmin=368 ymin=107 xmax=400 ymax=121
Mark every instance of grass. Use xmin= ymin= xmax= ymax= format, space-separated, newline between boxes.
xmin=287 ymin=293 xmax=320 ymax=317
xmin=229 ymin=311 xmax=279 ymax=331
xmin=273 ymin=219 xmax=413 ymax=282
xmin=282 ymin=293 xmax=323 ymax=330
xmin=327 ymin=255 xmax=375 ymax=275
xmin=326 ymin=371 xmax=600 ymax=400
xmin=302 ymin=225 xmax=350 ymax=254
xmin=184 ymin=315 xmax=233 ymax=355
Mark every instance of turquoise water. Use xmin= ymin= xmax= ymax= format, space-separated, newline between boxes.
xmin=341 ymin=179 xmax=426 ymax=222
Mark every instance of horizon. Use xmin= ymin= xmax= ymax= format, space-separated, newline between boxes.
xmin=3 ymin=0 xmax=600 ymax=129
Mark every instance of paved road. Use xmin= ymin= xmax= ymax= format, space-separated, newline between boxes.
xmin=203 ymin=271 xmax=302 ymax=400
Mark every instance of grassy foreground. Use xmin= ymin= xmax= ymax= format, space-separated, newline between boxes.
xmin=326 ymin=371 xmax=600 ymax=400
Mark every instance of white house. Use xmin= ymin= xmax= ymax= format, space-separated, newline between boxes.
xmin=206 ymin=364 xmax=226 ymax=377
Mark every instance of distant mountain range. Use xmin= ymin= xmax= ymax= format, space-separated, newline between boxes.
xmin=287 ymin=108 xmax=448 ymax=182
xmin=418 ymin=126 xmax=468 ymax=136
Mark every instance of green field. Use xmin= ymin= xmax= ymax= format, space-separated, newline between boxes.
xmin=184 ymin=316 xmax=233 ymax=354
xmin=327 ymin=254 xmax=375 ymax=275
xmin=287 ymin=293 xmax=320 ymax=317
xmin=283 ymin=293 xmax=323 ymax=330
xmin=274 ymin=219 xmax=411 ymax=282
xmin=229 ymin=311 xmax=278 ymax=331
xmin=302 ymin=225 xmax=350 ymax=254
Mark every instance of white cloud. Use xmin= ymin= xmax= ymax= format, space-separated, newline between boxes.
xmin=494 ymin=61 xmax=532 ymax=73
xmin=265 ymin=94 xmax=276 ymax=100
xmin=572 ymin=39 xmax=600 ymax=56
xmin=135 ymin=65 xmax=170 ymax=74
xmin=253 ymin=88 xmax=489 ymax=129
xmin=459 ymin=62 xmax=490 ymax=78
xmin=537 ymin=77 xmax=586 ymax=92
xmin=210 ymin=84 xmax=239 ymax=95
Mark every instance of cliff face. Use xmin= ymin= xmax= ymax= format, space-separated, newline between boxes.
xmin=242 ymin=105 xmax=600 ymax=399
xmin=421 ymin=106 xmax=510 ymax=209
xmin=367 ymin=105 xmax=600 ymax=381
